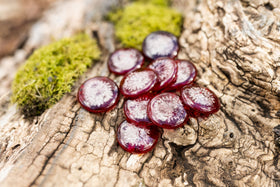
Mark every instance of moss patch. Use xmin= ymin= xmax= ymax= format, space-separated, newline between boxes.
xmin=108 ymin=2 xmax=182 ymax=50
xmin=133 ymin=0 xmax=170 ymax=6
xmin=12 ymin=34 xmax=101 ymax=116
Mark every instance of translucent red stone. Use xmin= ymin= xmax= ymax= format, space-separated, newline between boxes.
xmin=148 ymin=57 xmax=177 ymax=90
xmin=108 ymin=48 xmax=144 ymax=75
xmin=180 ymin=86 xmax=220 ymax=117
xmin=148 ymin=92 xmax=188 ymax=129
xmin=77 ymin=76 xmax=119 ymax=113
xmin=142 ymin=31 xmax=179 ymax=60
xmin=169 ymin=59 xmax=197 ymax=90
xmin=120 ymin=69 xmax=158 ymax=98
xmin=117 ymin=120 xmax=160 ymax=154
xmin=124 ymin=94 xmax=154 ymax=125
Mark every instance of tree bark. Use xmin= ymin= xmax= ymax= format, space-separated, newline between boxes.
xmin=0 ymin=0 xmax=279 ymax=186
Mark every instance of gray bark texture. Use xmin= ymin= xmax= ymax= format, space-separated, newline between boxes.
xmin=0 ymin=0 xmax=279 ymax=186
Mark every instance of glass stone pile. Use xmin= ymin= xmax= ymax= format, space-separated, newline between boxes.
xmin=77 ymin=31 xmax=220 ymax=154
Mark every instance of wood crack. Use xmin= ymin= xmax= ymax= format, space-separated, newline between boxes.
xmin=29 ymin=109 xmax=80 ymax=186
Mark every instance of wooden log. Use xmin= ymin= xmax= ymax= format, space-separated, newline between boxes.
xmin=0 ymin=0 xmax=279 ymax=186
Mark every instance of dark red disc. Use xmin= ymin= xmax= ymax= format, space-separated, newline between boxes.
xmin=120 ymin=69 xmax=158 ymax=98
xmin=148 ymin=92 xmax=188 ymax=129
xmin=108 ymin=48 xmax=144 ymax=75
xmin=180 ymin=86 xmax=220 ymax=117
xmin=142 ymin=31 xmax=179 ymax=60
xmin=77 ymin=76 xmax=119 ymax=113
xmin=117 ymin=120 xmax=160 ymax=154
xmin=124 ymin=94 xmax=154 ymax=125
xmin=169 ymin=60 xmax=197 ymax=90
xmin=148 ymin=57 xmax=177 ymax=90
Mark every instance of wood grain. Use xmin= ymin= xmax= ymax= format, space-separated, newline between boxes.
xmin=0 ymin=0 xmax=279 ymax=186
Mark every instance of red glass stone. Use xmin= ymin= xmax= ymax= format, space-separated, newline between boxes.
xmin=148 ymin=92 xmax=188 ymax=129
xmin=120 ymin=69 xmax=158 ymax=98
xmin=169 ymin=59 xmax=197 ymax=90
xmin=124 ymin=94 xmax=154 ymax=125
xmin=180 ymin=86 xmax=220 ymax=117
xmin=117 ymin=120 xmax=160 ymax=154
xmin=142 ymin=31 xmax=179 ymax=60
xmin=148 ymin=57 xmax=177 ymax=90
xmin=77 ymin=76 xmax=119 ymax=113
xmin=108 ymin=48 xmax=144 ymax=75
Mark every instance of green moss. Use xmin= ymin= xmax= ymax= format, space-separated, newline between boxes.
xmin=108 ymin=2 xmax=182 ymax=50
xmin=12 ymin=34 xmax=101 ymax=116
xmin=133 ymin=0 xmax=170 ymax=6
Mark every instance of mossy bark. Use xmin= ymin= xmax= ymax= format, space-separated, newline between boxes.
xmin=12 ymin=34 xmax=101 ymax=116
xmin=0 ymin=0 xmax=279 ymax=186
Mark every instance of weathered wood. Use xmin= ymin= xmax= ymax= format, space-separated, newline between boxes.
xmin=0 ymin=0 xmax=279 ymax=186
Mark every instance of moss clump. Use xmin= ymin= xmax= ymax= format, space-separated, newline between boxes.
xmin=133 ymin=0 xmax=170 ymax=6
xmin=108 ymin=2 xmax=182 ymax=50
xmin=12 ymin=34 xmax=101 ymax=116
